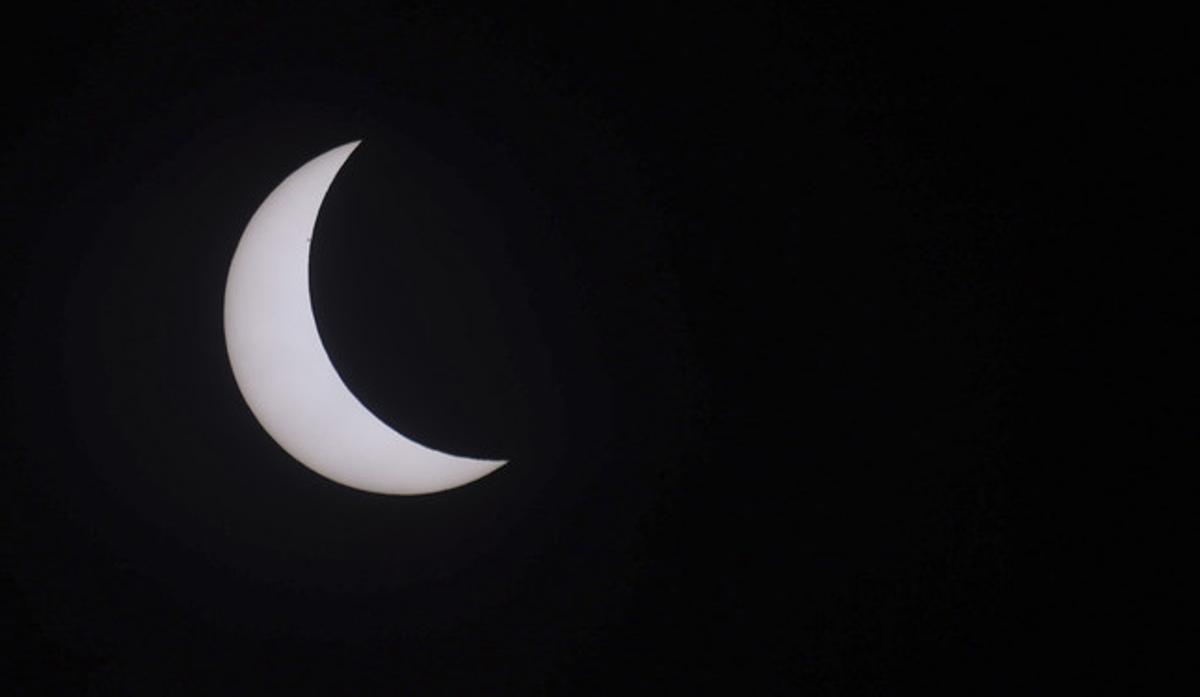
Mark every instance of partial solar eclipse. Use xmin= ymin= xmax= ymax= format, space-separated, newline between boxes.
xmin=223 ymin=141 xmax=506 ymax=494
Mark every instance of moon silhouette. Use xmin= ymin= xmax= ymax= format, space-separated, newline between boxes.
xmin=223 ymin=141 xmax=506 ymax=495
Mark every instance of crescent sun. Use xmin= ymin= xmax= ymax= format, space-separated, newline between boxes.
xmin=223 ymin=141 xmax=506 ymax=495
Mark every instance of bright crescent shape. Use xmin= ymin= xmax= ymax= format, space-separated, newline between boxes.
xmin=223 ymin=141 xmax=506 ymax=495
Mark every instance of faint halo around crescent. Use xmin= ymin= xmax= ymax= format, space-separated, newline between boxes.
xmin=223 ymin=141 xmax=506 ymax=495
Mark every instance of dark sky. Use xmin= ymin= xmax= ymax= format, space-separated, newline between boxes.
xmin=1 ymin=3 xmax=1149 ymax=694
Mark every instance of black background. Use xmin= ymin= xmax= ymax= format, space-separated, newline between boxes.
xmin=1 ymin=3 xmax=1158 ymax=694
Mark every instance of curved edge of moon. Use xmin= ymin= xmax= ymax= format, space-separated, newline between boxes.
xmin=223 ymin=140 xmax=506 ymax=495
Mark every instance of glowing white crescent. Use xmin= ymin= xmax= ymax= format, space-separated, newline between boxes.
xmin=223 ymin=141 xmax=505 ymax=494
